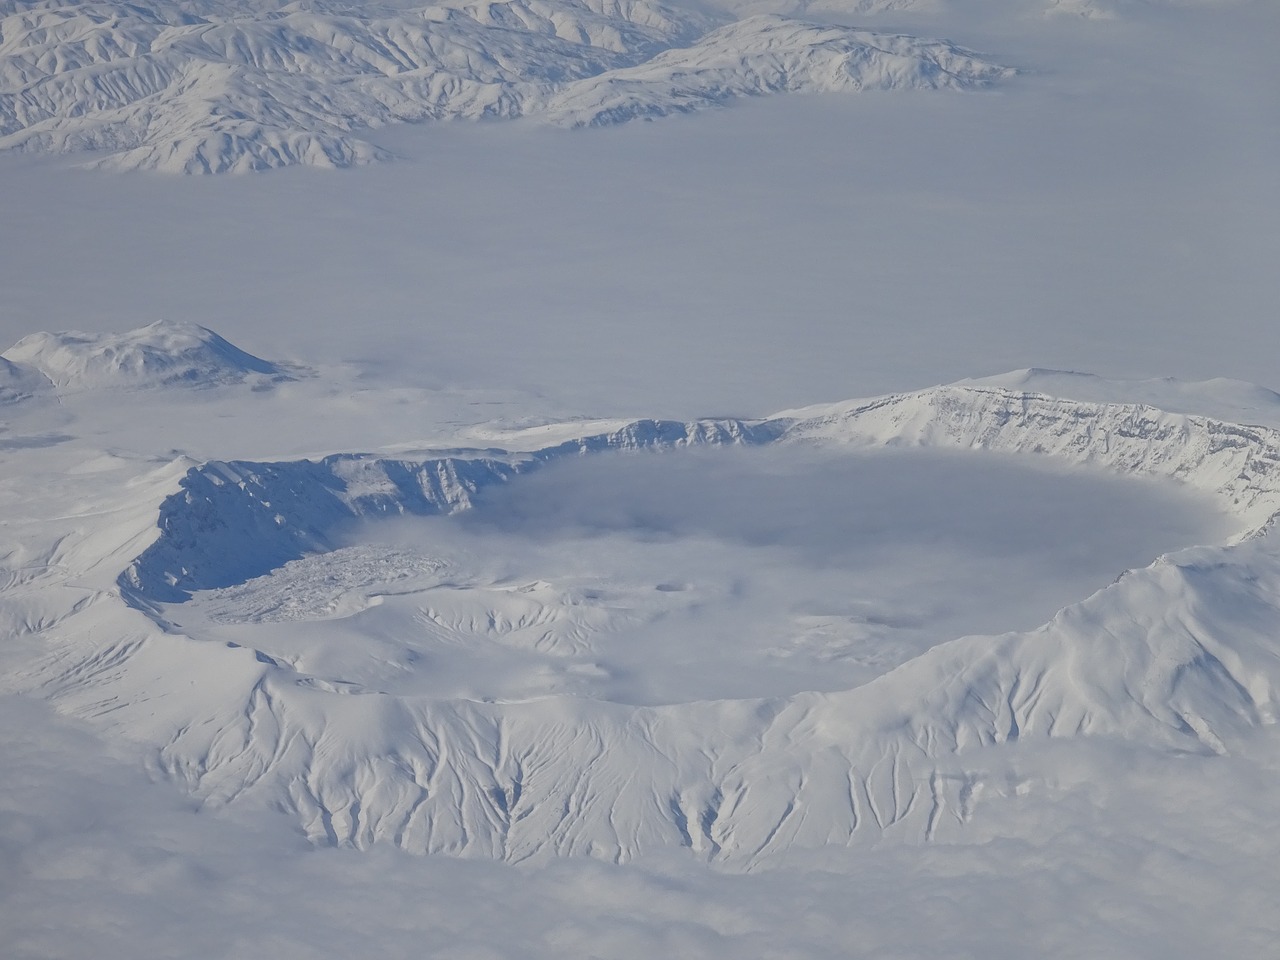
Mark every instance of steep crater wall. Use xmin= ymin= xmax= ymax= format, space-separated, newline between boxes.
xmin=121 ymin=418 xmax=765 ymax=602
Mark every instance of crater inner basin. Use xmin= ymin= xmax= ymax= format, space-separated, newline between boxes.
xmin=167 ymin=444 xmax=1238 ymax=705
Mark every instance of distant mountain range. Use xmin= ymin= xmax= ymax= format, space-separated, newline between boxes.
xmin=0 ymin=0 xmax=1013 ymax=172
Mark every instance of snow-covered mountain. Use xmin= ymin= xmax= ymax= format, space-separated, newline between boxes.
xmin=540 ymin=15 xmax=1011 ymax=125
xmin=10 ymin=323 xmax=1277 ymax=866
xmin=1 ymin=319 xmax=295 ymax=391
xmin=0 ymin=0 xmax=1013 ymax=172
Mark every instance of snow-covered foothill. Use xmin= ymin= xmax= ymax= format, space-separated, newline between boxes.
xmin=1 ymin=319 xmax=295 ymax=391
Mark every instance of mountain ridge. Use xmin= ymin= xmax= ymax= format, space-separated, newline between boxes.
xmin=0 ymin=0 xmax=1013 ymax=172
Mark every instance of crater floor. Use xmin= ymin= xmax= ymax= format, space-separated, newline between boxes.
xmin=164 ymin=444 xmax=1236 ymax=705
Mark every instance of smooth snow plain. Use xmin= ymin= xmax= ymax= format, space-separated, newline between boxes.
xmin=2 ymin=0 xmax=1280 ymax=958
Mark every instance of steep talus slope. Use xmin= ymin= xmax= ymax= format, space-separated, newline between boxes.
xmin=0 ymin=0 xmax=1012 ymax=171
xmin=22 ymin=377 xmax=1278 ymax=865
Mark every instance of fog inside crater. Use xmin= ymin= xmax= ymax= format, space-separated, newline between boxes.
xmin=176 ymin=444 xmax=1237 ymax=705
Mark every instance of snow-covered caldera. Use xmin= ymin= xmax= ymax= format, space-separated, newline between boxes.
xmin=0 ymin=0 xmax=1013 ymax=172
xmin=1 ymin=319 xmax=295 ymax=391
xmin=10 ymin=322 xmax=1280 ymax=866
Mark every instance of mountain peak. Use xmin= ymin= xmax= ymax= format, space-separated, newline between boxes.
xmin=1 ymin=320 xmax=291 ymax=391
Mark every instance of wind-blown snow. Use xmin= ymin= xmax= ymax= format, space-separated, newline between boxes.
xmin=0 ymin=0 xmax=1012 ymax=172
